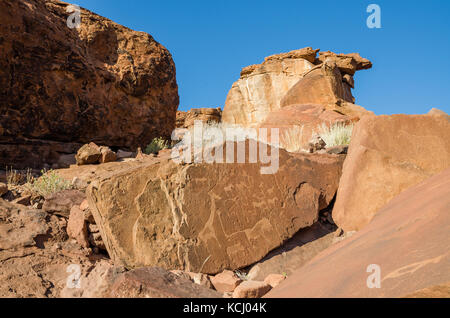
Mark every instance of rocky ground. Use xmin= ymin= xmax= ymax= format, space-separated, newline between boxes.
xmin=0 ymin=0 xmax=449 ymax=299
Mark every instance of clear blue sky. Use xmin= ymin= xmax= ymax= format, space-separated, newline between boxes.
xmin=75 ymin=0 xmax=450 ymax=115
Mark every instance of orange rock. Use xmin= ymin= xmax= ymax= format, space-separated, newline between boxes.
xmin=333 ymin=113 xmax=450 ymax=231
xmin=0 ymin=0 xmax=178 ymax=169
xmin=232 ymin=281 xmax=272 ymax=298
xmin=264 ymin=274 xmax=286 ymax=288
xmin=211 ymin=270 xmax=243 ymax=293
xmin=67 ymin=206 xmax=89 ymax=248
xmin=266 ymin=168 xmax=450 ymax=297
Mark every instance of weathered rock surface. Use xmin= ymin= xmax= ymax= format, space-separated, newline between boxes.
xmin=67 ymin=206 xmax=89 ymax=248
xmin=246 ymin=223 xmax=336 ymax=281
xmin=259 ymin=104 xmax=354 ymax=152
xmin=222 ymin=47 xmax=372 ymax=128
xmin=0 ymin=0 xmax=179 ymax=169
xmin=232 ymin=280 xmax=271 ymax=298
xmin=211 ymin=270 xmax=242 ymax=293
xmin=42 ymin=189 xmax=86 ymax=217
xmin=333 ymin=113 xmax=450 ymax=231
xmin=0 ymin=198 xmax=110 ymax=297
xmin=281 ymin=62 xmax=355 ymax=107
xmin=266 ymin=168 xmax=450 ymax=297
xmin=222 ymin=49 xmax=316 ymax=127
xmin=86 ymin=142 xmax=344 ymax=274
xmin=109 ymin=267 xmax=222 ymax=298
xmin=176 ymin=108 xmax=222 ymax=129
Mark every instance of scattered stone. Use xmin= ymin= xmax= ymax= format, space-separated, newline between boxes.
xmin=67 ymin=206 xmax=89 ymax=248
xmin=264 ymin=274 xmax=286 ymax=288
xmin=42 ymin=189 xmax=86 ymax=217
xmin=188 ymin=272 xmax=214 ymax=290
xmin=75 ymin=143 xmax=102 ymax=165
xmin=232 ymin=281 xmax=272 ymax=298
xmin=116 ymin=150 xmax=134 ymax=160
xmin=211 ymin=270 xmax=243 ymax=293
xmin=99 ymin=146 xmax=117 ymax=164
xmin=109 ymin=267 xmax=222 ymax=298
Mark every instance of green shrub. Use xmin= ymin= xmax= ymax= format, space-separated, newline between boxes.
xmin=26 ymin=169 xmax=72 ymax=197
xmin=318 ymin=122 xmax=354 ymax=148
xmin=144 ymin=137 xmax=169 ymax=154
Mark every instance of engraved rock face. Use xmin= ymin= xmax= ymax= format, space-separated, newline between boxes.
xmin=86 ymin=142 xmax=344 ymax=274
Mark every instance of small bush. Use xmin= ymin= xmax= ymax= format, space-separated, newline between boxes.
xmin=144 ymin=137 xmax=170 ymax=155
xmin=26 ymin=169 xmax=72 ymax=197
xmin=281 ymin=125 xmax=306 ymax=153
xmin=318 ymin=122 xmax=354 ymax=148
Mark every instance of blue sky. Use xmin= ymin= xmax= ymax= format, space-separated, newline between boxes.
xmin=75 ymin=0 xmax=450 ymax=115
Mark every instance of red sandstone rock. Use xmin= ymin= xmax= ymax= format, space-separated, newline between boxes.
xmin=67 ymin=206 xmax=89 ymax=248
xmin=0 ymin=0 xmax=179 ymax=169
xmin=232 ymin=281 xmax=272 ymax=298
xmin=211 ymin=270 xmax=243 ymax=293
xmin=264 ymin=274 xmax=286 ymax=288
xmin=42 ymin=189 xmax=86 ymax=217
xmin=266 ymin=168 xmax=450 ymax=297
xmin=333 ymin=113 xmax=450 ymax=231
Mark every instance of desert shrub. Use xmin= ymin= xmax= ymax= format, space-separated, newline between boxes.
xmin=281 ymin=125 xmax=307 ymax=153
xmin=144 ymin=137 xmax=170 ymax=154
xmin=6 ymin=166 xmax=23 ymax=186
xmin=26 ymin=169 xmax=72 ymax=197
xmin=318 ymin=122 xmax=354 ymax=147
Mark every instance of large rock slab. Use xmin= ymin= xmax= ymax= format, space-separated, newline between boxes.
xmin=87 ymin=143 xmax=344 ymax=274
xmin=266 ymin=168 xmax=450 ymax=298
xmin=333 ymin=113 xmax=450 ymax=231
xmin=0 ymin=0 xmax=178 ymax=169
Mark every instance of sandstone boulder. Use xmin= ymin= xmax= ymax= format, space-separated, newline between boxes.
xmin=67 ymin=206 xmax=89 ymax=248
xmin=76 ymin=143 xmax=102 ymax=165
xmin=264 ymin=274 xmax=286 ymax=288
xmin=222 ymin=49 xmax=316 ymax=127
xmin=266 ymin=168 xmax=450 ymax=297
xmin=280 ymin=62 xmax=358 ymax=111
xmin=333 ymin=114 xmax=450 ymax=231
xmin=211 ymin=270 xmax=243 ymax=293
xmin=0 ymin=0 xmax=179 ymax=169
xmin=42 ymin=189 xmax=86 ymax=217
xmin=86 ymin=142 xmax=344 ymax=274
xmin=232 ymin=281 xmax=272 ymax=298
xmin=222 ymin=48 xmax=372 ymax=128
